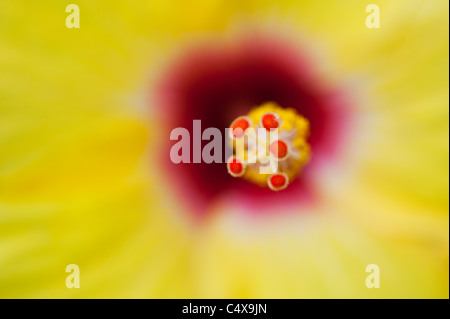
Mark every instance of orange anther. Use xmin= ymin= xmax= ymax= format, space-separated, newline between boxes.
xmin=268 ymin=173 xmax=289 ymax=191
xmin=227 ymin=157 xmax=245 ymax=177
xmin=269 ymin=140 xmax=289 ymax=160
xmin=261 ymin=112 xmax=280 ymax=130
xmin=230 ymin=116 xmax=251 ymax=138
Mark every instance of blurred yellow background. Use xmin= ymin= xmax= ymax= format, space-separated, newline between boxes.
xmin=0 ymin=0 xmax=448 ymax=298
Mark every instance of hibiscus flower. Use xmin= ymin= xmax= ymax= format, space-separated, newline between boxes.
xmin=0 ymin=0 xmax=448 ymax=298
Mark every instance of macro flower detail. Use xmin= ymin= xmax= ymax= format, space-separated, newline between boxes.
xmin=226 ymin=156 xmax=245 ymax=177
xmin=0 ymin=0 xmax=447 ymax=300
xmin=227 ymin=102 xmax=311 ymax=190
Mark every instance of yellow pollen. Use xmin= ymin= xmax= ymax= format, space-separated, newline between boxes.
xmin=227 ymin=102 xmax=311 ymax=190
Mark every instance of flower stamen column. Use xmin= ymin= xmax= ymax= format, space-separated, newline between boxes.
xmin=227 ymin=102 xmax=311 ymax=191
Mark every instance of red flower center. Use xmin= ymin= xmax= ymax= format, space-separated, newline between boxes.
xmin=158 ymin=36 xmax=352 ymax=217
